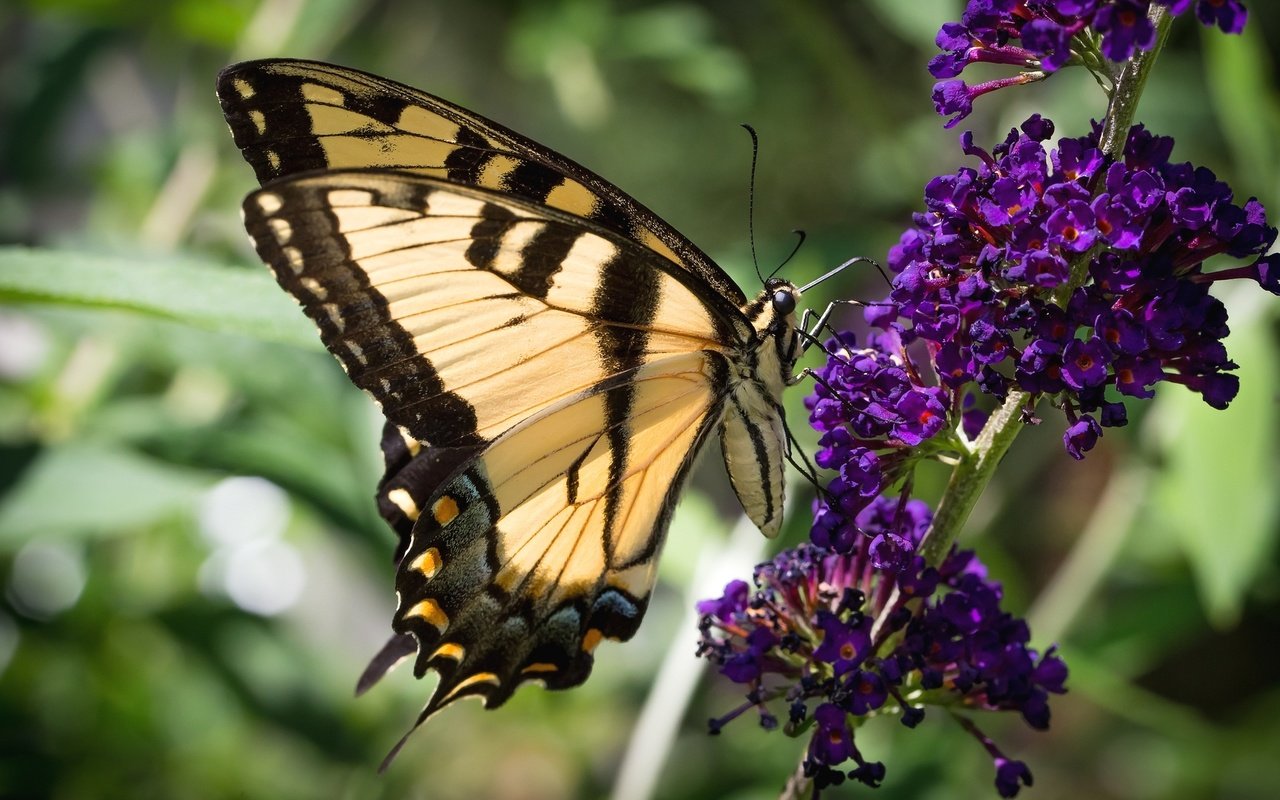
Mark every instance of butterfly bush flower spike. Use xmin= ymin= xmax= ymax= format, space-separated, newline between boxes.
xmin=930 ymin=0 xmax=1250 ymax=126
xmin=874 ymin=116 xmax=1279 ymax=459
xmin=698 ymin=497 xmax=1067 ymax=797
xmin=805 ymin=328 xmax=963 ymax=551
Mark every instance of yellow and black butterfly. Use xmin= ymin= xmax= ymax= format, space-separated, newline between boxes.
xmin=217 ymin=59 xmax=839 ymax=760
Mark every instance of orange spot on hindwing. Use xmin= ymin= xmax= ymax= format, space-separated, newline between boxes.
xmin=431 ymin=495 xmax=460 ymax=525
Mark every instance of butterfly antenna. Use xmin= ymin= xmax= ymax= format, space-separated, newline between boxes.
xmin=767 ymin=229 xmax=807 ymax=280
xmin=741 ymin=123 xmax=766 ymax=286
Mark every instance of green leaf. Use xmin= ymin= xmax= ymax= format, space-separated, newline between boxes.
xmin=0 ymin=443 xmax=211 ymax=547
xmin=1148 ymin=286 xmax=1280 ymax=625
xmin=0 ymin=246 xmax=319 ymax=350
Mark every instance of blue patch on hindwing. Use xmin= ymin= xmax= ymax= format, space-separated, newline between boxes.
xmin=589 ymin=588 xmax=643 ymax=639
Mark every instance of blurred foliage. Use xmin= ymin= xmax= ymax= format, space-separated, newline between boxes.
xmin=1 ymin=1 xmax=1278 ymax=799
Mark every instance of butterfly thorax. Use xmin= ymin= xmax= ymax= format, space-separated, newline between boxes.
xmin=736 ymin=278 xmax=803 ymax=401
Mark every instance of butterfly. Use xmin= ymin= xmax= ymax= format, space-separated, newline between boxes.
xmin=217 ymin=59 xmax=842 ymax=761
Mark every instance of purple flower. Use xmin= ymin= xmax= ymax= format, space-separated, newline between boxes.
xmin=839 ymin=449 xmax=885 ymax=503
xmin=894 ymin=389 xmax=949 ymax=445
xmin=871 ymin=117 xmax=1271 ymax=457
xmin=1195 ymin=0 xmax=1247 ymax=33
xmin=963 ymin=406 xmax=989 ymax=439
xmin=1063 ymin=414 xmax=1102 ymax=459
xmin=696 ymin=579 xmax=748 ymax=621
xmin=721 ymin=627 xmax=777 ymax=683
xmin=1047 ymin=200 xmax=1099 ymax=252
xmin=933 ymin=79 xmax=975 ymax=128
xmin=869 ymin=532 xmax=914 ymax=573
xmin=806 ymin=333 xmax=956 ymax=543
xmin=1054 ymin=137 xmax=1105 ymax=181
xmin=927 ymin=1 xmax=1250 ymax=127
xmin=1178 ymin=371 xmax=1240 ymax=409
xmin=1255 ymin=253 xmax=1280 ymax=295
xmin=813 ymin=611 xmax=873 ymax=675
xmin=1034 ymin=647 xmax=1070 ymax=692
xmin=1112 ymin=356 xmax=1161 ymax=397
xmin=934 ymin=75 xmax=1041 ymax=128
xmin=1093 ymin=194 xmax=1147 ymax=249
xmin=1094 ymin=1 xmax=1158 ymax=61
xmin=1021 ymin=18 xmax=1074 ymax=70
xmin=1062 ymin=337 xmax=1111 ymax=389
xmin=810 ymin=704 xmax=855 ymax=765
xmin=995 ymin=758 xmax=1035 ymax=798
xmin=846 ymin=669 xmax=888 ymax=714
xmin=1095 ymin=308 xmax=1147 ymax=355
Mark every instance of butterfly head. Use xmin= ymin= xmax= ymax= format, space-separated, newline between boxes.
xmin=739 ymin=277 xmax=804 ymax=392
xmin=759 ymin=274 xmax=801 ymax=324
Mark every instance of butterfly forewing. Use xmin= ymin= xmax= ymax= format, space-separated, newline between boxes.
xmin=242 ymin=171 xmax=749 ymax=448
xmin=217 ymin=59 xmax=747 ymax=305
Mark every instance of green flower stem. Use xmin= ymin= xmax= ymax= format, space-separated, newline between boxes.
xmin=921 ymin=390 xmax=1028 ymax=565
xmin=917 ymin=6 xmax=1174 ymax=568
xmin=1100 ymin=5 xmax=1174 ymax=159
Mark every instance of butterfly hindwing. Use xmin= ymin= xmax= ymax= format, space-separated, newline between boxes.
xmin=217 ymin=59 xmax=747 ymax=305
xmin=390 ymin=352 xmax=726 ymax=725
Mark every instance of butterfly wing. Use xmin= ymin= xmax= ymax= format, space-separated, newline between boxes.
xmin=217 ymin=58 xmax=747 ymax=306
xmin=242 ymin=171 xmax=750 ymax=449
xmin=241 ymin=170 xmax=752 ymax=734
xmin=385 ymin=352 xmax=726 ymax=738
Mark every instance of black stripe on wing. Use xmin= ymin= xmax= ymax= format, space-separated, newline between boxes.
xmin=592 ymin=251 xmax=659 ymax=553
xmin=243 ymin=176 xmax=486 ymax=448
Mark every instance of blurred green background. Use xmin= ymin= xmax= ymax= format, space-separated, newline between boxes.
xmin=1 ymin=1 xmax=1278 ymax=798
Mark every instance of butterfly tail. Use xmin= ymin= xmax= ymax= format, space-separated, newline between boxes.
xmin=355 ymin=633 xmax=417 ymax=697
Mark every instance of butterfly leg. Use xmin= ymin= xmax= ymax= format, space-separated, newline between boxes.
xmin=799 ymin=299 xmax=875 ymax=356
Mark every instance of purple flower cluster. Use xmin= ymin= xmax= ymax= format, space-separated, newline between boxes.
xmin=874 ymin=115 xmax=1279 ymax=458
xmin=697 ymin=497 xmax=1067 ymax=798
xmin=805 ymin=330 xmax=960 ymax=545
xmin=694 ymin=3 xmax=1271 ymax=796
xmin=931 ymin=0 xmax=1250 ymax=127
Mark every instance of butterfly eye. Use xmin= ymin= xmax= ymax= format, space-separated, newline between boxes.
xmin=772 ymin=289 xmax=796 ymax=315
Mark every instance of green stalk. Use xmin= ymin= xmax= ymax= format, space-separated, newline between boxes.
xmin=1099 ymin=6 xmax=1175 ymax=160
xmin=920 ymin=389 xmax=1028 ymax=564
xmin=917 ymin=6 xmax=1175 ymax=567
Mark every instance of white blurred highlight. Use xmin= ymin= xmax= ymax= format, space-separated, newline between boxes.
xmin=7 ymin=541 xmax=87 ymax=620
xmin=197 ymin=476 xmax=305 ymax=616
